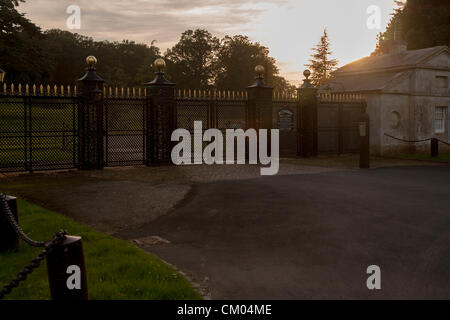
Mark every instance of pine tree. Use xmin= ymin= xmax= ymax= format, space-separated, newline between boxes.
xmin=305 ymin=28 xmax=338 ymax=87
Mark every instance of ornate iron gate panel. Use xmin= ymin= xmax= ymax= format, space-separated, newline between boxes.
xmin=317 ymin=102 xmax=365 ymax=154
xmin=175 ymin=98 xmax=248 ymax=162
xmin=0 ymin=95 xmax=78 ymax=172
xmin=104 ymin=98 xmax=146 ymax=167
xmin=176 ymin=99 xmax=210 ymax=131
xmin=216 ymin=99 xmax=247 ymax=131
xmin=317 ymin=103 xmax=340 ymax=153
xmin=341 ymin=104 xmax=363 ymax=153
xmin=29 ymin=96 xmax=79 ymax=171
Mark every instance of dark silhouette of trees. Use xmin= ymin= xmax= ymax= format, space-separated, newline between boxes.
xmin=373 ymin=0 xmax=450 ymax=56
xmin=164 ymin=29 xmax=220 ymax=89
xmin=1 ymin=1 xmax=295 ymax=91
xmin=0 ymin=0 xmax=48 ymax=83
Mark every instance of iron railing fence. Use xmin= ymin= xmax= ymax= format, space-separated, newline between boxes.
xmin=0 ymin=95 xmax=79 ymax=172
xmin=0 ymin=86 xmax=368 ymax=173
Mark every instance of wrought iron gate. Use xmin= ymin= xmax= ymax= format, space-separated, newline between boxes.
xmin=103 ymin=97 xmax=146 ymax=167
xmin=317 ymin=102 xmax=365 ymax=154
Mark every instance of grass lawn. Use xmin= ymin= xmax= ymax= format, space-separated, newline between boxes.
xmin=0 ymin=199 xmax=202 ymax=300
xmin=396 ymin=153 xmax=450 ymax=163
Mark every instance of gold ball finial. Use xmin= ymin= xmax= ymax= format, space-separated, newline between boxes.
xmin=154 ymin=58 xmax=166 ymax=72
xmin=303 ymin=69 xmax=311 ymax=79
xmin=86 ymin=56 xmax=97 ymax=68
xmin=255 ymin=65 xmax=265 ymax=77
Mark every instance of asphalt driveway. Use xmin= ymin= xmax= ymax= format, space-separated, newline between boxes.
xmin=118 ymin=166 xmax=450 ymax=299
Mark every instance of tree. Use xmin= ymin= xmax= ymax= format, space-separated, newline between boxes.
xmin=372 ymin=0 xmax=450 ymax=56
xmin=272 ymin=75 xmax=297 ymax=95
xmin=216 ymin=35 xmax=269 ymax=89
xmin=164 ymin=29 xmax=220 ymax=89
xmin=1 ymin=3 xmax=295 ymax=92
xmin=216 ymin=35 xmax=295 ymax=93
xmin=304 ymin=28 xmax=338 ymax=87
xmin=0 ymin=0 xmax=48 ymax=83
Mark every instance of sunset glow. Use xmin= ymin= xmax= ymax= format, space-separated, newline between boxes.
xmin=19 ymin=0 xmax=397 ymax=85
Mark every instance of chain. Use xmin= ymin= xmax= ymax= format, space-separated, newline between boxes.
xmin=384 ymin=133 xmax=431 ymax=143
xmin=0 ymin=194 xmax=67 ymax=299
xmin=0 ymin=230 xmax=66 ymax=300
xmin=384 ymin=134 xmax=450 ymax=146
xmin=437 ymin=139 xmax=450 ymax=146
xmin=0 ymin=194 xmax=47 ymax=247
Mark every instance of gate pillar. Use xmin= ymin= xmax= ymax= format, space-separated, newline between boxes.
xmin=298 ymin=70 xmax=318 ymax=157
xmin=78 ymin=56 xmax=105 ymax=170
xmin=145 ymin=59 xmax=176 ymax=166
xmin=246 ymin=65 xmax=273 ymax=131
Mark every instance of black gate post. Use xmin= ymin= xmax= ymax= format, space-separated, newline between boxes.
xmin=77 ymin=56 xmax=105 ymax=170
xmin=145 ymin=58 xmax=176 ymax=166
xmin=246 ymin=65 xmax=273 ymax=159
xmin=430 ymin=138 xmax=439 ymax=158
xmin=246 ymin=65 xmax=273 ymax=131
xmin=298 ymin=70 xmax=318 ymax=157
xmin=246 ymin=66 xmax=273 ymax=159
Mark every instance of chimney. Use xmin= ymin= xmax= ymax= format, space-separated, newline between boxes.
xmin=387 ymin=23 xmax=407 ymax=54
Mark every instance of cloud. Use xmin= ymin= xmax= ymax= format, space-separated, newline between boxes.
xmin=18 ymin=0 xmax=287 ymax=49
xmin=17 ymin=0 xmax=397 ymax=83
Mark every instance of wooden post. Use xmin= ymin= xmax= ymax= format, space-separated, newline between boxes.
xmin=46 ymin=236 xmax=88 ymax=300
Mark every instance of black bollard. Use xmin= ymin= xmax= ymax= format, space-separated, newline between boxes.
xmin=46 ymin=235 xmax=88 ymax=300
xmin=0 ymin=196 xmax=20 ymax=252
xmin=431 ymin=138 xmax=439 ymax=158
xmin=359 ymin=114 xmax=370 ymax=169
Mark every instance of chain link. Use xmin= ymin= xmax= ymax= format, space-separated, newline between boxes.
xmin=0 ymin=194 xmax=67 ymax=299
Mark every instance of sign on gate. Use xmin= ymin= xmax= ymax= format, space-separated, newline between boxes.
xmin=278 ymin=109 xmax=294 ymax=131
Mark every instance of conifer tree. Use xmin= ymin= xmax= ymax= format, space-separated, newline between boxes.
xmin=305 ymin=28 xmax=338 ymax=87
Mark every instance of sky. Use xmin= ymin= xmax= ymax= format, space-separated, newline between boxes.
xmin=18 ymin=0 xmax=397 ymax=86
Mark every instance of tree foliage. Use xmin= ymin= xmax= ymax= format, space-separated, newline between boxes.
xmin=372 ymin=0 xmax=450 ymax=56
xmin=304 ymin=28 xmax=338 ymax=87
xmin=1 ymin=1 xmax=295 ymax=91
xmin=164 ymin=29 xmax=220 ymax=89
xmin=0 ymin=0 xmax=47 ymax=83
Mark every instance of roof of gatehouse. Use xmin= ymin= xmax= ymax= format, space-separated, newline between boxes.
xmin=321 ymin=45 xmax=449 ymax=93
